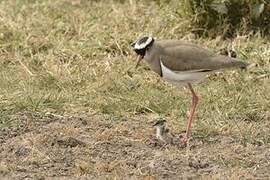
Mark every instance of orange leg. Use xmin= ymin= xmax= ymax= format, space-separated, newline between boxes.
xmin=180 ymin=83 xmax=199 ymax=145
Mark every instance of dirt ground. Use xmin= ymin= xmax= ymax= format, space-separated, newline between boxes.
xmin=0 ymin=112 xmax=269 ymax=179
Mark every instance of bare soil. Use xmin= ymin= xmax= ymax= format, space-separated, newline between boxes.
xmin=0 ymin=112 xmax=269 ymax=179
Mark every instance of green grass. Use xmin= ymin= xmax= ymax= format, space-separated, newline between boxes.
xmin=0 ymin=0 xmax=269 ymax=131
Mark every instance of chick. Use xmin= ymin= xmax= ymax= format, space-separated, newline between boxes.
xmin=153 ymin=119 xmax=174 ymax=144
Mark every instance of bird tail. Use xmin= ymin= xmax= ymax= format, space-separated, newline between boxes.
xmin=212 ymin=55 xmax=249 ymax=70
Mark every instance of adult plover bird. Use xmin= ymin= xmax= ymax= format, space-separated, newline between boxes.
xmin=131 ymin=36 xmax=248 ymax=145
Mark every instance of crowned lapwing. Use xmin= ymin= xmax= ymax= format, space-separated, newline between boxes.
xmin=131 ymin=36 xmax=248 ymax=145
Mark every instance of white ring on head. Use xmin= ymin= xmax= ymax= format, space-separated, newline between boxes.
xmin=134 ymin=37 xmax=153 ymax=49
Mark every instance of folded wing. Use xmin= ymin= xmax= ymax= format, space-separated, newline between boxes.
xmin=159 ymin=41 xmax=248 ymax=71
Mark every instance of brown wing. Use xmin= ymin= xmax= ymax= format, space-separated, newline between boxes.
xmin=157 ymin=40 xmax=197 ymax=48
xmin=159 ymin=42 xmax=247 ymax=71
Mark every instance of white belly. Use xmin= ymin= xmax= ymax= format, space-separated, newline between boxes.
xmin=160 ymin=61 xmax=208 ymax=86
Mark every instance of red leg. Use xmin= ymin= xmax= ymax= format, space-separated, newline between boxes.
xmin=180 ymin=83 xmax=199 ymax=145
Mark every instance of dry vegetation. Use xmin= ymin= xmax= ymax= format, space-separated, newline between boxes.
xmin=0 ymin=0 xmax=269 ymax=179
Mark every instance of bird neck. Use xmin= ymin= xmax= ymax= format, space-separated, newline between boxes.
xmin=144 ymin=43 xmax=163 ymax=76
xmin=156 ymin=125 xmax=165 ymax=138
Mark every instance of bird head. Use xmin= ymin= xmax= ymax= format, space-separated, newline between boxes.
xmin=131 ymin=36 xmax=155 ymax=68
xmin=153 ymin=119 xmax=166 ymax=127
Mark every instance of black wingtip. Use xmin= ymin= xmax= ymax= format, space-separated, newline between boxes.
xmin=240 ymin=61 xmax=249 ymax=70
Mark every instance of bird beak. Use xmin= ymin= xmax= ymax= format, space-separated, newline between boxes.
xmin=135 ymin=55 xmax=143 ymax=69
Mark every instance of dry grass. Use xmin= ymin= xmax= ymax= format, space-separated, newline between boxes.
xmin=0 ymin=0 xmax=270 ymax=179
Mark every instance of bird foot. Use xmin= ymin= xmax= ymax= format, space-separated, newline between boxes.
xmin=178 ymin=134 xmax=188 ymax=147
